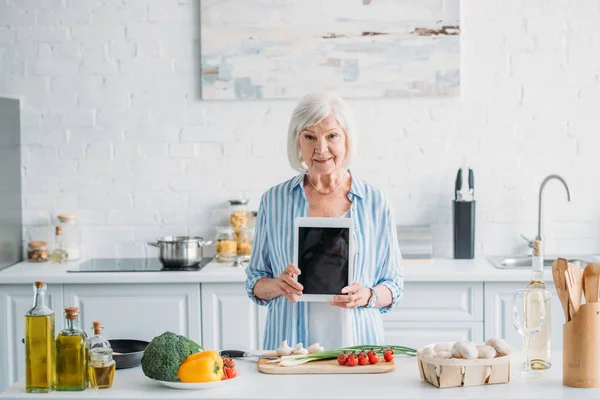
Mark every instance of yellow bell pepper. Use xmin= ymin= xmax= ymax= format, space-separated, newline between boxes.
xmin=178 ymin=350 xmax=224 ymax=383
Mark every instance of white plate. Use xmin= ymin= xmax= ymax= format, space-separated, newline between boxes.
xmin=150 ymin=371 xmax=240 ymax=390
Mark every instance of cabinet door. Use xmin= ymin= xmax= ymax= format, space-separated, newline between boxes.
xmin=201 ymin=283 xmax=262 ymax=350
xmin=384 ymin=282 xmax=484 ymax=322
xmin=484 ymin=282 xmax=564 ymax=350
xmin=63 ymin=283 xmax=200 ymax=344
xmin=383 ymin=321 xmax=484 ymax=350
xmin=0 ymin=284 xmax=63 ymax=392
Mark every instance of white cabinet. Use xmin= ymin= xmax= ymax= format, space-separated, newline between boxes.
xmin=384 ymin=321 xmax=484 ymax=349
xmin=484 ymin=282 xmax=564 ymax=353
xmin=0 ymin=284 xmax=63 ymax=393
xmin=63 ymin=283 xmax=201 ymax=343
xmin=201 ymin=283 xmax=264 ymax=351
xmin=385 ymin=282 xmax=484 ymax=322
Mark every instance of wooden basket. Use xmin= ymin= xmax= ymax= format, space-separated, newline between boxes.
xmin=417 ymin=345 xmax=511 ymax=389
xmin=563 ymin=302 xmax=600 ymax=388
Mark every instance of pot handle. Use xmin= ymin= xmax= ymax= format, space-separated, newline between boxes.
xmin=148 ymin=242 xmax=160 ymax=247
xmin=200 ymin=240 xmax=212 ymax=247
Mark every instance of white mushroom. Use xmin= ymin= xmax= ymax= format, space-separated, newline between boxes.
xmin=435 ymin=350 xmax=452 ymax=359
xmin=421 ymin=347 xmax=436 ymax=359
xmin=433 ymin=343 xmax=453 ymax=353
xmin=292 ymin=343 xmax=309 ymax=355
xmin=452 ymin=341 xmax=478 ymax=360
xmin=485 ymin=337 xmax=511 ymax=355
xmin=307 ymin=343 xmax=324 ymax=354
xmin=276 ymin=340 xmax=293 ymax=356
xmin=477 ymin=345 xmax=497 ymax=359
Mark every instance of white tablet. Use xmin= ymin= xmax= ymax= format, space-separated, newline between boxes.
xmin=293 ymin=217 xmax=354 ymax=302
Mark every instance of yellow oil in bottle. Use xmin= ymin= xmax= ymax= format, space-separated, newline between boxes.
xmin=87 ymin=364 xmax=115 ymax=389
xmin=25 ymin=314 xmax=55 ymax=393
xmin=56 ymin=307 xmax=88 ymax=392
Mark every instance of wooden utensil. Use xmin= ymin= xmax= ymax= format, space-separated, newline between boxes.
xmin=552 ymin=258 xmax=570 ymax=321
xmin=582 ymin=263 xmax=600 ymax=304
xmin=564 ymin=262 xmax=583 ymax=320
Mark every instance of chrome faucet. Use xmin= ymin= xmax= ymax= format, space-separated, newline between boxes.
xmin=521 ymin=174 xmax=571 ymax=248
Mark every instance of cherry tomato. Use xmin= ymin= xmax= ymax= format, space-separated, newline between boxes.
xmin=358 ymin=352 xmax=368 ymax=365
xmin=347 ymin=353 xmax=358 ymax=367
xmin=225 ymin=357 xmax=236 ymax=368
xmin=367 ymin=349 xmax=375 ymax=357
xmin=221 ymin=374 xmax=228 ymax=380
xmin=337 ymin=353 xmax=348 ymax=365
xmin=384 ymin=349 xmax=395 ymax=362
xmin=368 ymin=352 xmax=379 ymax=364
xmin=224 ymin=366 xmax=237 ymax=379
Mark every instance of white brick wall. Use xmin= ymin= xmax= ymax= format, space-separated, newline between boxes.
xmin=1 ymin=0 xmax=600 ymax=260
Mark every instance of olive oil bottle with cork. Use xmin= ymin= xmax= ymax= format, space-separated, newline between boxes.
xmin=55 ymin=307 xmax=88 ymax=391
xmin=24 ymin=281 xmax=55 ymax=393
xmin=88 ymin=321 xmax=115 ymax=389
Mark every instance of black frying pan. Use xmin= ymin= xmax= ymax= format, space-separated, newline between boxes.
xmin=108 ymin=339 xmax=149 ymax=369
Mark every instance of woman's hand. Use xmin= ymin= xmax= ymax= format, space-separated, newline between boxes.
xmin=330 ymin=282 xmax=370 ymax=309
xmin=275 ymin=264 xmax=303 ymax=303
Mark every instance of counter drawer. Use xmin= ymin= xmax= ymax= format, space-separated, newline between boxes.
xmin=384 ymin=282 xmax=483 ymax=322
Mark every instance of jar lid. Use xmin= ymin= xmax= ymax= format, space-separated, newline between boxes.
xmin=57 ymin=214 xmax=77 ymax=223
xmin=29 ymin=241 xmax=48 ymax=249
xmin=229 ymin=199 xmax=249 ymax=206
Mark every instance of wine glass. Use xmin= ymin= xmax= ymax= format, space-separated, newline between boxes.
xmin=512 ymin=288 xmax=546 ymax=378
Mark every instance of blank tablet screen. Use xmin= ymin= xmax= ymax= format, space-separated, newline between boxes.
xmin=297 ymin=226 xmax=349 ymax=295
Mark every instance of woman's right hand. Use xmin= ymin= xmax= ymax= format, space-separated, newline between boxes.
xmin=275 ymin=264 xmax=303 ymax=302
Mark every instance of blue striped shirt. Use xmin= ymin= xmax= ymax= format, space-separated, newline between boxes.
xmin=245 ymin=171 xmax=404 ymax=350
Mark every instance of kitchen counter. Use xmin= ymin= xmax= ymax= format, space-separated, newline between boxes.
xmin=0 ymin=353 xmax=596 ymax=400
xmin=0 ymin=257 xmax=550 ymax=284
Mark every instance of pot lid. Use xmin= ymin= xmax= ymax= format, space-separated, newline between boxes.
xmin=156 ymin=236 xmax=206 ymax=243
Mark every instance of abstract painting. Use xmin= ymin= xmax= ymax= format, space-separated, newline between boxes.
xmin=201 ymin=0 xmax=460 ymax=100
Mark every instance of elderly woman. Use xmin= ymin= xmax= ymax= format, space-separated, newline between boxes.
xmin=245 ymin=92 xmax=403 ymax=350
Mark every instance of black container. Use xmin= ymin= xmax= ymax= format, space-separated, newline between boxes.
xmin=453 ymin=200 xmax=475 ymax=259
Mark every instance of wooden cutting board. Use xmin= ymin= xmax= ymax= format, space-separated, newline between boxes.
xmin=257 ymin=357 xmax=396 ymax=374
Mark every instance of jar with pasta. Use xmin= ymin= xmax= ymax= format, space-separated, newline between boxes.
xmin=27 ymin=241 xmax=49 ymax=262
xmin=238 ymin=227 xmax=254 ymax=256
xmin=215 ymin=226 xmax=237 ymax=263
xmin=228 ymin=199 xmax=249 ymax=241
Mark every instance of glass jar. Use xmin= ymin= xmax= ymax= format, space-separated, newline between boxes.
xmin=57 ymin=214 xmax=81 ymax=261
xmin=215 ymin=226 xmax=237 ymax=262
xmin=228 ymin=200 xmax=249 ymax=241
xmin=87 ymin=321 xmax=115 ymax=389
xmin=28 ymin=241 xmax=49 ymax=263
xmin=238 ymin=227 xmax=254 ymax=256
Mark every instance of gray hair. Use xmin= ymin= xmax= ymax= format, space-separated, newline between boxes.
xmin=287 ymin=92 xmax=357 ymax=172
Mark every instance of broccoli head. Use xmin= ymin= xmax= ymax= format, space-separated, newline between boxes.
xmin=141 ymin=331 xmax=203 ymax=381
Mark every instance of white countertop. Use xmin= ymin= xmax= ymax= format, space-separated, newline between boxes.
xmin=0 ymin=257 xmax=555 ymax=285
xmin=0 ymin=352 xmax=596 ymax=399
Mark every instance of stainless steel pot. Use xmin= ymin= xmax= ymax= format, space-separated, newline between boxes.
xmin=148 ymin=236 xmax=212 ymax=268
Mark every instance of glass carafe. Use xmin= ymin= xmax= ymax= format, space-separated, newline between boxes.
xmin=25 ymin=281 xmax=55 ymax=393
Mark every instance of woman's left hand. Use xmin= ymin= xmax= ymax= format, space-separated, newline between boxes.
xmin=330 ymin=283 xmax=370 ymax=309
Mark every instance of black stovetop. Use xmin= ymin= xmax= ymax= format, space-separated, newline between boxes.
xmin=67 ymin=257 xmax=213 ymax=273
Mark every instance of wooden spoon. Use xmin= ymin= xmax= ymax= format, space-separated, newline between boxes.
xmin=564 ymin=262 xmax=583 ymax=320
xmin=552 ymin=258 xmax=570 ymax=321
xmin=582 ymin=263 xmax=600 ymax=303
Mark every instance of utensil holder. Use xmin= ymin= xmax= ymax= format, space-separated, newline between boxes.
xmin=563 ymin=302 xmax=600 ymax=388
xmin=452 ymin=200 xmax=475 ymax=259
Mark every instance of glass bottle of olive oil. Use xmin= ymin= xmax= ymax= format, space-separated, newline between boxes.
xmin=87 ymin=321 xmax=115 ymax=389
xmin=55 ymin=307 xmax=88 ymax=391
xmin=25 ymin=281 xmax=55 ymax=393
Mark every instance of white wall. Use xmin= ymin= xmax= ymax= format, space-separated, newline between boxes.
xmin=1 ymin=0 xmax=599 ymax=260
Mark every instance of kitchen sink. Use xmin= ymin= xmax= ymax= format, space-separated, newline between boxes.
xmin=488 ymin=255 xmax=587 ymax=269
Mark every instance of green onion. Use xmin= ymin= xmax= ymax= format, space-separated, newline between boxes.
xmin=271 ymin=345 xmax=417 ymax=367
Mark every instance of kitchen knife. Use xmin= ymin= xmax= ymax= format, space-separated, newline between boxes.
xmin=468 ymin=167 xmax=474 ymax=201
xmin=454 ymin=168 xmax=463 ymax=201
xmin=219 ymin=350 xmax=279 ymax=359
